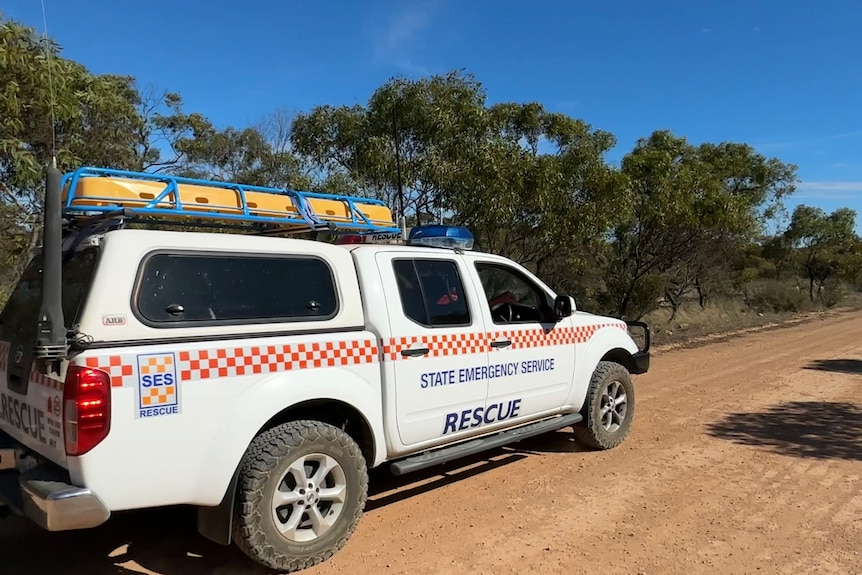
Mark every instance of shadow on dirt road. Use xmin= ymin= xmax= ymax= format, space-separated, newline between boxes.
xmin=803 ymin=358 xmax=862 ymax=375
xmin=1 ymin=428 xmax=585 ymax=575
xmin=364 ymin=427 xmax=589 ymax=511
xmin=706 ymin=400 xmax=862 ymax=462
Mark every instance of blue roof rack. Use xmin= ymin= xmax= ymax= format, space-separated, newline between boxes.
xmin=60 ymin=166 xmax=402 ymax=235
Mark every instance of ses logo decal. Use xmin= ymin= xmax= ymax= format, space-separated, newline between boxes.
xmin=136 ymin=352 xmax=181 ymax=419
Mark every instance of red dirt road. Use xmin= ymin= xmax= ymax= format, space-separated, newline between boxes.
xmin=2 ymin=311 xmax=861 ymax=575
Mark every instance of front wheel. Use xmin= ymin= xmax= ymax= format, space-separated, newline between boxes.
xmin=232 ymin=419 xmax=368 ymax=572
xmin=573 ymin=361 xmax=635 ymax=450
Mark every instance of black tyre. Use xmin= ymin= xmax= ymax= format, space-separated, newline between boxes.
xmin=232 ymin=419 xmax=368 ymax=572
xmin=573 ymin=361 xmax=635 ymax=450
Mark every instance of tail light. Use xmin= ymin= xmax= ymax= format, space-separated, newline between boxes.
xmin=63 ymin=366 xmax=111 ymax=456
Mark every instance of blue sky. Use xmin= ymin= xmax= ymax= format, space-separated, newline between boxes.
xmin=3 ymin=0 xmax=861 ymax=232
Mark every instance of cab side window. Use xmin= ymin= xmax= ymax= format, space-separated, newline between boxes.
xmin=475 ymin=263 xmax=552 ymax=324
xmin=393 ymin=259 xmax=471 ymax=328
xmin=135 ymin=252 xmax=338 ymax=326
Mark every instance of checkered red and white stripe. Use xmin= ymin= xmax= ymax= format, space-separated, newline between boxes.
xmin=29 ymin=369 xmax=63 ymax=390
xmin=383 ymin=322 xmax=627 ymax=361
xmin=45 ymin=321 xmax=627 ymax=387
xmin=74 ymin=338 xmax=379 ymax=387
xmin=489 ymin=323 xmax=627 ymax=350
xmin=383 ymin=333 xmax=488 ymax=360
xmin=178 ymin=340 xmax=379 ymax=381
xmin=82 ymin=355 xmax=137 ymax=388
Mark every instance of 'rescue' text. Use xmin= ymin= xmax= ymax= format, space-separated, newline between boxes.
xmin=0 ymin=392 xmax=47 ymax=444
xmin=442 ymin=398 xmax=522 ymax=434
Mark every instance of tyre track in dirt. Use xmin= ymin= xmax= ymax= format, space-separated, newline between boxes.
xmin=2 ymin=310 xmax=861 ymax=575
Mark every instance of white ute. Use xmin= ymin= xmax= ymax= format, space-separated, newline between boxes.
xmin=0 ymin=164 xmax=651 ymax=572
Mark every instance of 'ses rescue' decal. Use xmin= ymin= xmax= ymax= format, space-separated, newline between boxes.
xmin=135 ymin=352 xmax=181 ymax=419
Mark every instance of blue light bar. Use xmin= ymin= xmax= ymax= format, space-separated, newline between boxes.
xmin=408 ymin=225 xmax=474 ymax=250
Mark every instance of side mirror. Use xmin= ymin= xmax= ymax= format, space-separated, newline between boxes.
xmin=554 ymin=295 xmax=575 ymax=319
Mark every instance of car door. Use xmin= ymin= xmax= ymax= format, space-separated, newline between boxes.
xmin=467 ymin=257 xmax=575 ymax=418
xmin=375 ymin=252 xmax=492 ymax=447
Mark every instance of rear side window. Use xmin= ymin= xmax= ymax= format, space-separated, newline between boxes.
xmin=392 ymin=259 xmax=470 ymax=327
xmin=0 ymin=247 xmax=100 ymax=343
xmin=135 ymin=252 xmax=338 ymax=326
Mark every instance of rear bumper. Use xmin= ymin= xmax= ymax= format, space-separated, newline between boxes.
xmin=0 ymin=432 xmax=110 ymax=531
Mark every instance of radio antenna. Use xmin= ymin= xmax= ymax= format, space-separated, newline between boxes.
xmin=33 ymin=0 xmax=67 ymax=365
xmin=392 ymin=102 xmax=406 ymax=239
xmin=40 ymin=0 xmax=58 ymax=163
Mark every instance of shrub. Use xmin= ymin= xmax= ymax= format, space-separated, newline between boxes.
xmin=745 ymin=280 xmax=809 ymax=313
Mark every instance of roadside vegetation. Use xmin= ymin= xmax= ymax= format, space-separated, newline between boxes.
xmin=2 ymin=13 xmax=861 ymax=334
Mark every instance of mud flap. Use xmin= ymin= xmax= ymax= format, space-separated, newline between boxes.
xmin=196 ymin=467 xmax=240 ymax=546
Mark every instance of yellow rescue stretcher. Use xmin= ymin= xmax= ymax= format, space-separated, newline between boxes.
xmin=60 ymin=167 xmax=399 ymax=234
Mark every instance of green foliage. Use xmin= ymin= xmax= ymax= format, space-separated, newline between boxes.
xmin=783 ymin=205 xmax=858 ymax=301
xmin=1 ymin=14 xmax=151 ymax=281
xmin=600 ymin=130 xmax=798 ymax=318
xmin=744 ymin=280 xmax=810 ymax=314
xmin=0 ymin=17 xmax=145 ymax=189
xmin=291 ymin=71 xmax=626 ymax=284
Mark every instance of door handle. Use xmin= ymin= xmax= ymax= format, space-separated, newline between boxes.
xmin=490 ymin=339 xmax=512 ymax=349
xmin=165 ymin=303 xmax=185 ymax=316
xmin=401 ymin=347 xmax=430 ymax=357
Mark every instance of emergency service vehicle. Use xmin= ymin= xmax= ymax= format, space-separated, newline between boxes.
xmin=0 ymin=163 xmax=650 ymax=572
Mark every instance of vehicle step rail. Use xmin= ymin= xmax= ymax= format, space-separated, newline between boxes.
xmin=389 ymin=413 xmax=583 ymax=476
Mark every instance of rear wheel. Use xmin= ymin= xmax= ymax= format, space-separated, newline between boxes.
xmin=573 ymin=361 xmax=635 ymax=450
xmin=232 ymin=420 xmax=368 ymax=572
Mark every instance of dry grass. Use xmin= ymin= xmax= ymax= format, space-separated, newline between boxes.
xmin=643 ymin=291 xmax=862 ymax=347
